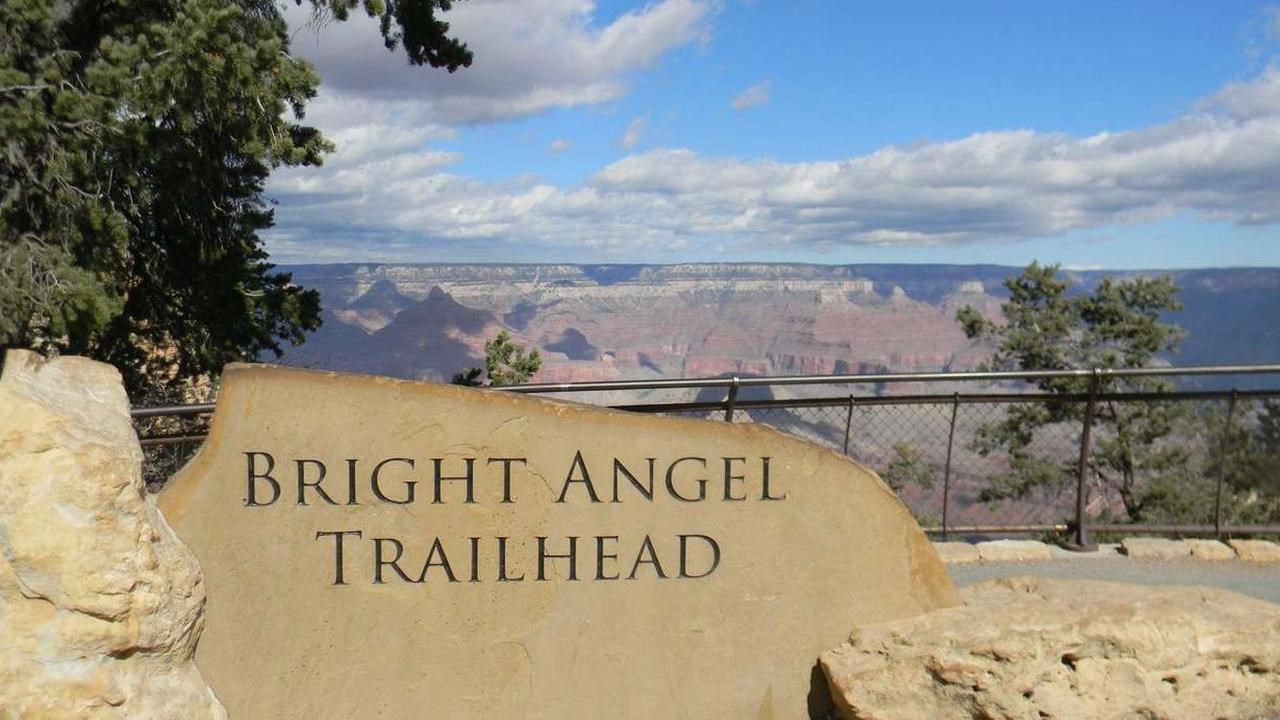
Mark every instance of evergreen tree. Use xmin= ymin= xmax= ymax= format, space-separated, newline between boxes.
xmin=452 ymin=332 xmax=542 ymax=387
xmin=957 ymin=262 xmax=1187 ymax=522
xmin=880 ymin=443 xmax=935 ymax=493
xmin=1200 ymin=399 xmax=1280 ymax=524
xmin=0 ymin=0 xmax=470 ymax=396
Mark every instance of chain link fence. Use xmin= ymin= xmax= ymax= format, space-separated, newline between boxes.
xmin=660 ymin=395 xmax=1279 ymax=535
xmin=133 ymin=368 xmax=1280 ymax=540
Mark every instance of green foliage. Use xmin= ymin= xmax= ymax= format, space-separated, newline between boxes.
xmin=302 ymin=0 xmax=472 ymax=70
xmin=452 ymin=331 xmax=542 ymax=387
xmin=880 ymin=442 xmax=935 ymax=493
xmin=1196 ymin=399 xmax=1280 ymax=525
xmin=958 ymin=262 xmax=1188 ymax=522
xmin=0 ymin=0 xmax=468 ymax=398
xmin=0 ymin=240 xmax=122 ymax=352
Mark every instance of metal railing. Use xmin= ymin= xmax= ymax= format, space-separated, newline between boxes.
xmin=132 ymin=364 xmax=1280 ymax=544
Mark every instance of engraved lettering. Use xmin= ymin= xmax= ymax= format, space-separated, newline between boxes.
xmin=371 ymin=458 xmax=417 ymax=505
xmin=315 ymin=529 xmax=362 ymax=585
xmin=678 ymin=534 xmax=721 ymax=579
xmin=374 ymin=537 xmax=416 ymax=584
xmin=665 ymin=456 xmax=708 ymax=502
xmin=611 ymin=458 xmax=655 ymax=502
xmin=244 ymin=451 xmax=280 ymax=506
xmin=296 ymin=458 xmax=336 ymax=506
xmin=432 ymin=457 xmax=476 ymax=504
xmin=558 ymin=450 xmax=601 ymax=503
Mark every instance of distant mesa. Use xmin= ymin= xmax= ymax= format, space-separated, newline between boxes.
xmin=274 ymin=263 xmax=1280 ymax=392
xmin=396 ymin=286 xmax=494 ymax=336
xmin=504 ymin=299 xmax=560 ymax=332
xmin=335 ymin=279 xmax=418 ymax=332
xmin=544 ymin=328 xmax=599 ymax=361
xmin=580 ymin=264 xmax=649 ymax=285
xmin=350 ymin=279 xmax=414 ymax=311
xmin=636 ymin=352 xmax=662 ymax=374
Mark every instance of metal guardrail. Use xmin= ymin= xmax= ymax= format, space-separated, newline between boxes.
xmin=506 ymin=363 xmax=1280 ymax=393
xmin=132 ymin=364 xmax=1280 ymax=543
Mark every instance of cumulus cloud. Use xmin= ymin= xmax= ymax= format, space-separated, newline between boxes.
xmin=267 ymin=66 xmax=1280 ymax=262
xmin=619 ymin=115 xmax=647 ymax=149
xmin=287 ymin=0 xmax=713 ymax=124
xmin=730 ymin=81 xmax=771 ymax=110
xmin=548 ymin=139 xmax=572 ymax=153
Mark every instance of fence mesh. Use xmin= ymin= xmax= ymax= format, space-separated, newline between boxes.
xmin=136 ymin=413 xmax=211 ymax=490
xmin=652 ymin=395 xmax=1280 ymax=532
xmin=132 ymin=384 xmax=1280 ymax=535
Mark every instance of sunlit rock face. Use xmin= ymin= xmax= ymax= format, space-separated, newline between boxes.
xmin=821 ymin=576 xmax=1280 ymax=720
xmin=158 ymin=363 xmax=956 ymax=720
xmin=0 ymin=350 xmax=226 ymax=720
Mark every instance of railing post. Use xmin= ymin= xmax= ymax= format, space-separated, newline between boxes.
xmin=1214 ymin=389 xmax=1239 ymax=539
xmin=942 ymin=392 xmax=960 ymax=542
xmin=842 ymin=394 xmax=855 ymax=455
xmin=724 ymin=377 xmax=740 ymax=422
xmin=1073 ymin=369 xmax=1101 ymax=550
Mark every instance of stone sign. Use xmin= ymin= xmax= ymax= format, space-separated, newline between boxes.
xmin=159 ymin=364 xmax=956 ymax=719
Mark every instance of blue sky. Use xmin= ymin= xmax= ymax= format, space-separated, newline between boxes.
xmin=267 ymin=1 xmax=1280 ymax=268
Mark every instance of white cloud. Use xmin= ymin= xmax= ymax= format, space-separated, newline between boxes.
xmin=730 ymin=80 xmax=770 ymax=110
xmin=619 ymin=115 xmax=647 ymax=148
xmin=1206 ymin=65 xmax=1280 ymax=120
xmin=548 ymin=139 xmax=572 ymax=153
xmin=267 ymin=66 xmax=1280 ymax=262
xmin=286 ymin=0 xmax=713 ymax=124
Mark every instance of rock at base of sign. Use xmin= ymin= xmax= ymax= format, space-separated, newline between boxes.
xmin=819 ymin=576 xmax=1280 ymax=720
xmin=0 ymin=350 xmax=227 ymax=720
xmin=974 ymin=539 xmax=1052 ymax=562
xmin=1120 ymin=536 xmax=1191 ymax=559
xmin=1228 ymin=539 xmax=1280 ymax=562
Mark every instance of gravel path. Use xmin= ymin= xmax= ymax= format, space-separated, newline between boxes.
xmin=949 ymin=553 xmax=1280 ymax=605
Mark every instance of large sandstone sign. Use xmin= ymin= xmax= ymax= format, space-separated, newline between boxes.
xmin=160 ymin=364 xmax=956 ymax=719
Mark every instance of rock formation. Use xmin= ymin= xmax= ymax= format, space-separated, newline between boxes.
xmin=158 ymin=362 xmax=956 ymax=720
xmin=820 ymin=576 xmax=1280 ymax=720
xmin=0 ymin=350 xmax=226 ymax=719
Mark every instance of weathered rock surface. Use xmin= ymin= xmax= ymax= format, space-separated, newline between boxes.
xmin=1186 ymin=539 xmax=1236 ymax=560
xmin=1229 ymin=539 xmax=1280 ymax=562
xmin=820 ymin=576 xmax=1280 ymax=720
xmin=1121 ymin=537 xmax=1191 ymax=559
xmin=0 ymin=350 xmax=226 ymax=719
xmin=160 ymin=363 xmax=957 ymax=720
xmin=932 ymin=541 xmax=980 ymax=564
xmin=975 ymin=539 xmax=1052 ymax=562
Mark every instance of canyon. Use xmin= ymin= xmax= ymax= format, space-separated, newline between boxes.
xmin=277 ymin=263 xmax=1280 ymax=389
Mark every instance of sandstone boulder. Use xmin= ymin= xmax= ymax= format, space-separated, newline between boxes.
xmin=975 ymin=539 xmax=1052 ymax=562
xmin=1121 ymin=537 xmax=1190 ymax=559
xmin=820 ymin=576 xmax=1280 ymax=720
xmin=1186 ymin=539 xmax=1236 ymax=560
xmin=932 ymin=541 xmax=980 ymax=564
xmin=1229 ymin=539 xmax=1280 ymax=562
xmin=0 ymin=350 xmax=226 ymax=719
